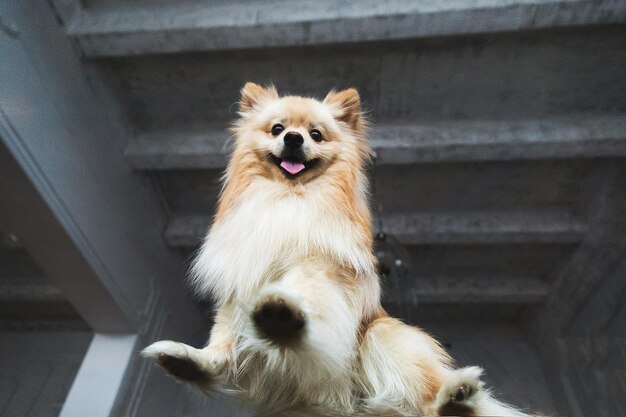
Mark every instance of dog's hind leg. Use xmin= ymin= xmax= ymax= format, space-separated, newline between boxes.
xmin=357 ymin=315 xmax=453 ymax=416
xmin=358 ymin=320 xmax=538 ymax=416
xmin=142 ymin=304 xmax=235 ymax=391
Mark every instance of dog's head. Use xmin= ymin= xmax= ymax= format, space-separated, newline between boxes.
xmin=229 ymin=83 xmax=370 ymax=185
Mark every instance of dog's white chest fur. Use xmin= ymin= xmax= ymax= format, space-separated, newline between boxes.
xmin=192 ymin=179 xmax=374 ymax=302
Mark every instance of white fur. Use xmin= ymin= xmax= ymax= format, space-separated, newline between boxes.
xmin=191 ymin=177 xmax=378 ymax=306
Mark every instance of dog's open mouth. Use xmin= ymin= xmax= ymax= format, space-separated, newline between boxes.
xmin=270 ymin=155 xmax=319 ymax=177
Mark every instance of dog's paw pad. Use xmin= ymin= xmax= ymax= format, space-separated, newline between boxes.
xmin=436 ymin=367 xmax=485 ymax=416
xmin=451 ymin=383 xmax=475 ymax=403
xmin=252 ymin=294 xmax=305 ymax=342
xmin=158 ymin=353 xmax=206 ymax=381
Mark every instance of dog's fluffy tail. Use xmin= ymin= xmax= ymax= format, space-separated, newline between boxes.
xmin=434 ymin=366 xmax=535 ymax=417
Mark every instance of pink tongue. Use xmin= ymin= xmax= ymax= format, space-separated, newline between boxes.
xmin=280 ymin=161 xmax=305 ymax=175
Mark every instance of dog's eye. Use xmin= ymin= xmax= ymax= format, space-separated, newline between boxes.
xmin=271 ymin=124 xmax=284 ymax=136
xmin=310 ymin=129 xmax=323 ymax=142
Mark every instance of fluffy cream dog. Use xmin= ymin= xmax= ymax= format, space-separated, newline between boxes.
xmin=144 ymin=83 xmax=535 ymax=417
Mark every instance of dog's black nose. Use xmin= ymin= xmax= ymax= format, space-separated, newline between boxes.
xmin=284 ymin=132 xmax=303 ymax=148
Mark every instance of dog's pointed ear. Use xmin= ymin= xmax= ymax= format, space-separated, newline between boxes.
xmin=323 ymin=88 xmax=361 ymax=129
xmin=240 ymin=82 xmax=278 ymax=112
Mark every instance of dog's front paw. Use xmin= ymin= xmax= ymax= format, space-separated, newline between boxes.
xmin=435 ymin=366 xmax=485 ymax=416
xmin=142 ymin=340 xmax=225 ymax=386
xmin=252 ymin=293 xmax=306 ymax=343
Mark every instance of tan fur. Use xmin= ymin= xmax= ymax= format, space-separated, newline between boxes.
xmin=143 ymin=84 xmax=537 ymax=417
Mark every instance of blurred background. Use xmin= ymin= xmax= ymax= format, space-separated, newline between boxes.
xmin=1 ymin=1 xmax=625 ymax=416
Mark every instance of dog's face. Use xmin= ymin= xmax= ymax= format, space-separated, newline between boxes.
xmin=230 ymin=83 xmax=369 ymax=185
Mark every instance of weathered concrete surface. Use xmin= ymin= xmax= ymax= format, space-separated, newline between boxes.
xmin=374 ymin=160 xmax=598 ymax=214
xmin=383 ymin=209 xmax=588 ymax=244
xmin=0 ymin=331 xmax=93 ymax=417
xmin=150 ymin=158 xmax=599 ymax=215
xmin=427 ymin=324 xmax=558 ymax=415
xmin=525 ymin=163 xmax=626 ymax=416
xmin=164 ymin=209 xmax=587 ymax=247
xmin=0 ymin=244 xmax=86 ymax=329
xmin=529 ymin=163 xmax=626 ymax=335
xmin=125 ymin=114 xmax=626 ymax=169
xmin=408 ymin=243 xmax=578 ymax=280
xmin=383 ymin=275 xmax=549 ymax=304
xmin=63 ymin=0 xmax=626 ymax=56
xmin=103 ymin=26 xmax=626 ymax=130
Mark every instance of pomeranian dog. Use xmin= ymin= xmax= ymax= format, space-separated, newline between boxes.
xmin=143 ymin=83 xmax=536 ymax=417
